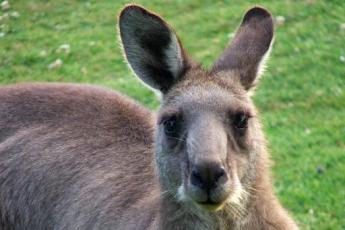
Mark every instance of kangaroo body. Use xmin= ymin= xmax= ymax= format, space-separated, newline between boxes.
xmin=0 ymin=5 xmax=299 ymax=230
xmin=0 ymin=83 xmax=157 ymax=229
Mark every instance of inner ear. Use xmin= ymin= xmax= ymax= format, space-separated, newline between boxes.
xmin=119 ymin=5 xmax=188 ymax=93
xmin=212 ymin=7 xmax=274 ymax=90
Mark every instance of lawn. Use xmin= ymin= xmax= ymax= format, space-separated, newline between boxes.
xmin=0 ymin=0 xmax=344 ymax=229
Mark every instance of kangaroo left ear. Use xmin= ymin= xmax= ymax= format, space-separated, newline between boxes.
xmin=212 ymin=7 xmax=274 ymax=90
xmin=119 ymin=5 xmax=189 ymax=93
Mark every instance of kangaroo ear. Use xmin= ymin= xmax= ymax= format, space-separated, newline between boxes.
xmin=119 ymin=5 xmax=188 ymax=93
xmin=212 ymin=7 xmax=274 ymax=90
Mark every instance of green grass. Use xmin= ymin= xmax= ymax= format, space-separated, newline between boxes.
xmin=1 ymin=0 xmax=344 ymax=229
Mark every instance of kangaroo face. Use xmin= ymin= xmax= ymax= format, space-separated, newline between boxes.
xmin=119 ymin=5 xmax=273 ymax=212
xmin=155 ymin=74 xmax=263 ymax=211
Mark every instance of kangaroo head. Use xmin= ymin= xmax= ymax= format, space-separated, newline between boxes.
xmin=119 ymin=5 xmax=274 ymax=212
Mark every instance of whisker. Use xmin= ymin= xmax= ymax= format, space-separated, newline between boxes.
xmin=170 ymin=136 xmax=186 ymax=143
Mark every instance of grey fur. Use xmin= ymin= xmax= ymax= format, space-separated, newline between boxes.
xmin=0 ymin=4 xmax=298 ymax=230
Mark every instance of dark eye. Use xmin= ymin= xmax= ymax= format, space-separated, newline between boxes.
xmin=163 ymin=116 xmax=181 ymax=137
xmin=233 ymin=112 xmax=249 ymax=130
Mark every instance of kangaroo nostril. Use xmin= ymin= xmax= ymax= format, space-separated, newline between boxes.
xmin=215 ymin=167 xmax=228 ymax=184
xmin=191 ymin=169 xmax=204 ymax=188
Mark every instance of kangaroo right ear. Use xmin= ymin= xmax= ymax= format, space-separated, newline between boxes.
xmin=212 ymin=7 xmax=274 ymax=90
xmin=119 ymin=5 xmax=189 ymax=93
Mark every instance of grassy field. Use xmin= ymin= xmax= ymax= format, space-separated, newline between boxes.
xmin=1 ymin=0 xmax=344 ymax=229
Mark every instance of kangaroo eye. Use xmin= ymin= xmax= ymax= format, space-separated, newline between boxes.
xmin=233 ymin=112 xmax=249 ymax=130
xmin=163 ymin=116 xmax=181 ymax=137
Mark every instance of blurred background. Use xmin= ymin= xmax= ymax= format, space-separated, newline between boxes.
xmin=0 ymin=0 xmax=344 ymax=229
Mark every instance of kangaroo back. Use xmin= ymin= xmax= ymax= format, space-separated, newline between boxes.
xmin=0 ymin=83 xmax=156 ymax=229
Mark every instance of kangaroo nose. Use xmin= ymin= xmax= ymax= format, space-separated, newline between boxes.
xmin=190 ymin=163 xmax=228 ymax=191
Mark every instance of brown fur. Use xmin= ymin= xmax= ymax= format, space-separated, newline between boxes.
xmin=0 ymin=4 xmax=298 ymax=230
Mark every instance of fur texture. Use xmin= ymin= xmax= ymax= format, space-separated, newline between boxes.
xmin=0 ymin=4 xmax=298 ymax=230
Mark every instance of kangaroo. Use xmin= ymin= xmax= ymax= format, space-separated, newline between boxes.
xmin=0 ymin=4 xmax=299 ymax=230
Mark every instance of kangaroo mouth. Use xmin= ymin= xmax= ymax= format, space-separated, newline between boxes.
xmin=184 ymin=185 xmax=231 ymax=212
xmin=178 ymin=183 xmax=231 ymax=212
xmin=197 ymin=200 xmax=226 ymax=212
